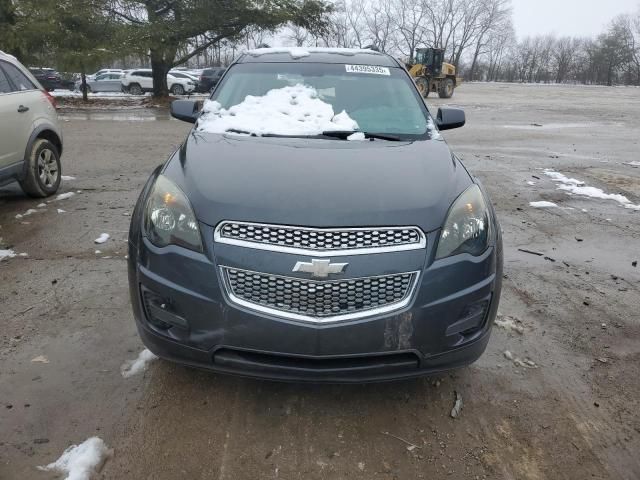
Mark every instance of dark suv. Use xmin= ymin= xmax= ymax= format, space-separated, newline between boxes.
xmin=128 ymin=48 xmax=502 ymax=382
xmin=197 ymin=67 xmax=225 ymax=93
xmin=28 ymin=68 xmax=60 ymax=91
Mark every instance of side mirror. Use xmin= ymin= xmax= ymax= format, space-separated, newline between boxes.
xmin=170 ymin=100 xmax=200 ymax=123
xmin=436 ymin=107 xmax=465 ymax=131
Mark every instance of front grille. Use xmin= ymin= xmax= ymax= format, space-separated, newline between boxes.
xmin=221 ymin=267 xmax=418 ymax=323
xmin=215 ymin=222 xmax=425 ymax=255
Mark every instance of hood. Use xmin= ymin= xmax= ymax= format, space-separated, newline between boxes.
xmin=163 ymin=132 xmax=473 ymax=233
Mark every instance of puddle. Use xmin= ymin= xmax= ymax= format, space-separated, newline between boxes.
xmin=59 ymin=110 xmax=172 ymax=122
xmin=503 ymin=122 xmax=620 ymax=130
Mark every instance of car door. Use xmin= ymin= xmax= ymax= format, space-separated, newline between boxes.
xmin=90 ymin=73 xmax=107 ymax=92
xmin=141 ymin=71 xmax=153 ymax=90
xmin=93 ymin=73 xmax=119 ymax=92
xmin=0 ymin=61 xmax=37 ymax=168
xmin=106 ymin=73 xmax=123 ymax=91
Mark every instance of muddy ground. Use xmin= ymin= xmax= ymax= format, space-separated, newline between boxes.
xmin=1 ymin=83 xmax=639 ymax=479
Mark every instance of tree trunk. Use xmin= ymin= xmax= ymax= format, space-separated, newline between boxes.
xmin=81 ymin=72 xmax=88 ymax=102
xmin=150 ymin=48 xmax=171 ymax=97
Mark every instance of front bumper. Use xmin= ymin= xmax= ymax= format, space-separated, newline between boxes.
xmin=128 ymin=225 xmax=502 ymax=383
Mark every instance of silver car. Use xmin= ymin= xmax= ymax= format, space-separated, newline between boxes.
xmin=0 ymin=50 xmax=63 ymax=197
xmin=77 ymin=72 xmax=124 ymax=93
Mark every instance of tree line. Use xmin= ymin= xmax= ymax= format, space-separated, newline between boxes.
xmin=1 ymin=0 xmax=639 ymax=98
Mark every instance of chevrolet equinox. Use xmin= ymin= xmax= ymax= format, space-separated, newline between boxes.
xmin=127 ymin=48 xmax=503 ymax=382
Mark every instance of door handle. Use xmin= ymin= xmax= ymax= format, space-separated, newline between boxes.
xmin=17 ymin=105 xmax=29 ymax=113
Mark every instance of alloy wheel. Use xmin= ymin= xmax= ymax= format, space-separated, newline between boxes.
xmin=38 ymin=149 xmax=59 ymax=188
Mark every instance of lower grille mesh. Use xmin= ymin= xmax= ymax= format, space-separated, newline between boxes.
xmin=222 ymin=267 xmax=417 ymax=321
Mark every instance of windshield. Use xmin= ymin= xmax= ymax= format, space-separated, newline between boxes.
xmin=207 ymin=62 xmax=433 ymax=139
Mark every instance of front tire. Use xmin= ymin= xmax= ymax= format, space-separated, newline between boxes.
xmin=438 ymin=78 xmax=455 ymax=99
xmin=415 ymin=77 xmax=429 ymax=98
xmin=19 ymin=139 xmax=61 ymax=198
xmin=171 ymin=84 xmax=185 ymax=95
xmin=129 ymin=83 xmax=143 ymax=95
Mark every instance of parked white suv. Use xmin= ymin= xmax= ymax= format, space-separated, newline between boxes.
xmin=0 ymin=50 xmax=63 ymax=197
xmin=121 ymin=69 xmax=196 ymax=95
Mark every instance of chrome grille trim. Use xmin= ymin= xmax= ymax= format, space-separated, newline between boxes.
xmin=214 ymin=221 xmax=426 ymax=256
xmin=220 ymin=267 xmax=420 ymax=324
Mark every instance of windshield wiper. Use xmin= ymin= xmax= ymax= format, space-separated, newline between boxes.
xmin=320 ymin=130 xmax=402 ymax=141
xmin=224 ymin=128 xmax=256 ymax=136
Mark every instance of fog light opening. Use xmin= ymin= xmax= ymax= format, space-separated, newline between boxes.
xmin=141 ymin=287 xmax=188 ymax=330
xmin=445 ymin=295 xmax=492 ymax=338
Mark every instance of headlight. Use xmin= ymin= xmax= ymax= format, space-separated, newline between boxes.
xmin=144 ymin=175 xmax=203 ymax=252
xmin=435 ymin=185 xmax=491 ymax=259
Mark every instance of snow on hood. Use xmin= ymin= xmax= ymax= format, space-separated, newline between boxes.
xmin=196 ymin=84 xmax=359 ymax=137
xmin=38 ymin=437 xmax=112 ymax=480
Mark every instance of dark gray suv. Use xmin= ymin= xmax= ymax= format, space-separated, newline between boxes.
xmin=128 ymin=48 xmax=502 ymax=382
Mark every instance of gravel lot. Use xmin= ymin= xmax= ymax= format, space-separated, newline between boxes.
xmin=1 ymin=83 xmax=639 ymax=479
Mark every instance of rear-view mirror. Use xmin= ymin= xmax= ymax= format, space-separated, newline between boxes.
xmin=436 ymin=107 xmax=465 ymax=131
xmin=170 ymin=100 xmax=200 ymax=123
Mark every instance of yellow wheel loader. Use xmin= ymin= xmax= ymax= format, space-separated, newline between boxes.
xmin=406 ymin=48 xmax=459 ymax=99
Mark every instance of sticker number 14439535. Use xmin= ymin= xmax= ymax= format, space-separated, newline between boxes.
xmin=345 ymin=64 xmax=390 ymax=75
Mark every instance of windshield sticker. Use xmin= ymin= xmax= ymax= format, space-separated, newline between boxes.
xmin=345 ymin=65 xmax=390 ymax=76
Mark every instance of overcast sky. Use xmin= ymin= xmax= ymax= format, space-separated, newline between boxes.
xmin=511 ymin=0 xmax=639 ymax=38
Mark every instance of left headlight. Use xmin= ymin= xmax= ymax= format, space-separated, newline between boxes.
xmin=435 ymin=184 xmax=492 ymax=260
xmin=144 ymin=174 xmax=203 ymax=252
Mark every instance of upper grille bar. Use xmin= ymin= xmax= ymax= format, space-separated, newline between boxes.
xmin=214 ymin=221 xmax=426 ymax=256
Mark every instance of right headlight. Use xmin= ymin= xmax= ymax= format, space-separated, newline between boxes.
xmin=143 ymin=175 xmax=203 ymax=252
xmin=435 ymin=184 xmax=492 ymax=260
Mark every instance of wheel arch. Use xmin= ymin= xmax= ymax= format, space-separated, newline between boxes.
xmin=20 ymin=125 xmax=63 ymax=180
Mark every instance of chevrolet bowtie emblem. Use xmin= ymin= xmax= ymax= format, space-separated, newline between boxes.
xmin=292 ymin=259 xmax=348 ymax=278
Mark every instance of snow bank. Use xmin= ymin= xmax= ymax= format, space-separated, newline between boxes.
xmin=94 ymin=233 xmax=110 ymax=244
xmin=544 ymin=169 xmax=640 ymax=210
xmin=0 ymin=249 xmax=16 ymax=261
xmin=197 ymin=84 xmax=359 ymax=137
xmin=121 ymin=348 xmax=158 ymax=378
xmin=38 ymin=437 xmax=112 ymax=480
xmin=530 ymin=201 xmax=557 ymax=208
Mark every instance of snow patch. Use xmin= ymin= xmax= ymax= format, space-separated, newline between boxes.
xmin=526 ymin=181 xmax=536 ymax=186
xmin=94 ymin=233 xmax=110 ymax=244
xmin=56 ymin=192 xmax=76 ymax=201
xmin=503 ymin=350 xmax=537 ymax=368
xmin=38 ymin=437 xmax=112 ymax=480
xmin=197 ymin=85 xmax=359 ymax=137
xmin=347 ymin=131 xmax=366 ymax=141
xmin=530 ymin=201 xmax=557 ymax=208
xmin=624 ymin=161 xmax=640 ymax=167
xmin=57 ymin=209 xmax=66 ymax=213
xmin=495 ymin=315 xmax=525 ymax=334
xmin=544 ymin=169 xmax=640 ymax=210
xmin=61 ymin=175 xmax=77 ymax=181
xmin=37 ymin=203 xmax=47 ymax=208
xmin=0 ymin=249 xmax=16 ymax=261
xmin=121 ymin=349 xmax=158 ymax=378
xmin=16 ymin=208 xmax=38 ymax=219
